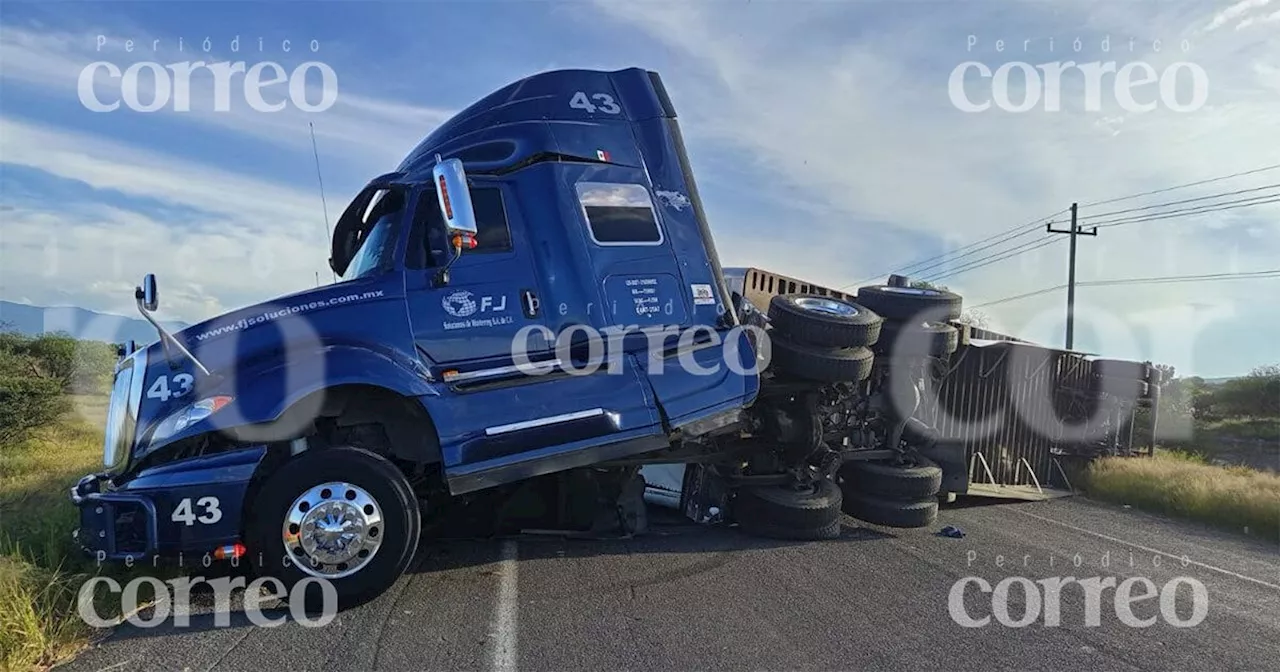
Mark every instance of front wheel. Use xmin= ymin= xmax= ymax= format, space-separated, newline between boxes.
xmin=246 ymin=446 xmax=422 ymax=612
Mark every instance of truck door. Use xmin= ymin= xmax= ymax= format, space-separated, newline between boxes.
xmin=404 ymin=179 xmax=667 ymax=491
xmin=404 ymin=180 xmax=552 ymax=367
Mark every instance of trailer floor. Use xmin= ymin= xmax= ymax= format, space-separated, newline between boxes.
xmin=62 ymin=497 xmax=1279 ymax=672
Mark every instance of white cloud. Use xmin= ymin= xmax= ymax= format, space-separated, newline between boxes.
xmin=0 ymin=116 xmax=338 ymax=322
xmin=588 ymin=0 xmax=1280 ymax=375
xmin=1235 ymin=8 xmax=1280 ymax=29
xmin=1204 ymin=0 xmax=1274 ymax=31
xmin=1 ymin=4 xmax=1277 ymax=376
xmin=0 ymin=24 xmax=455 ymax=172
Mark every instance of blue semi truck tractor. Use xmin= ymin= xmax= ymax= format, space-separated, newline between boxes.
xmin=71 ymin=67 xmax=968 ymax=609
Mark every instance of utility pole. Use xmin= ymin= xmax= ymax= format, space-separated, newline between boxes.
xmin=1047 ymin=202 xmax=1098 ymax=350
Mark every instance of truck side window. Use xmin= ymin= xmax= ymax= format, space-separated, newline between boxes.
xmin=575 ymin=182 xmax=663 ymax=245
xmin=407 ymin=187 xmax=513 ymax=268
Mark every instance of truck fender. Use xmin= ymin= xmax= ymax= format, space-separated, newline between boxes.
xmin=143 ymin=344 xmax=441 ymax=457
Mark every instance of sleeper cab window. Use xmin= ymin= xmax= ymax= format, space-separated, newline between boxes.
xmin=575 ymin=182 xmax=663 ymax=246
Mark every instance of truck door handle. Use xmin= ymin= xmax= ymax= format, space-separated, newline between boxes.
xmin=521 ymin=289 xmax=540 ymax=318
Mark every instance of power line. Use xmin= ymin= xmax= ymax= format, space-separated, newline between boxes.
xmin=1077 ymin=183 xmax=1280 ymax=221
xmin=1088 ymin=195 xmax=1280 ymax=229
xmin=887 ymin=222 xmax=1056 ymax=280
xmin=920 ymin=193 xmax=1280 ymax=285
xmin=844 ymin=163 xmax=1280 ymax=289
xmin=1078 ymin=163 xmax=1280 ymax=208
xmin=922 ymin=236 xmax=1064 ymax=283
xmin=970 ymin=270 xmax=1280 ymax=309
xmin=836 ymin=209 xmax=1066 ymax=290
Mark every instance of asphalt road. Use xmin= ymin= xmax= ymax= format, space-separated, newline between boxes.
xmin=61 ymin=496 xmax=1280 ymax=672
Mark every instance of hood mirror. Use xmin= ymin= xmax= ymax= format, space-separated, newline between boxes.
xmin=133 ymin=273 xmax=210 ymax=376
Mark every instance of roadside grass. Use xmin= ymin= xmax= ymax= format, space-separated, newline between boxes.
xmin=1198 ymin=417 xmax=1280 ymax=442
xmin=1084 ymin=449 xmax=1280 ymax=542
xmin=0 ymin=395 xmax=113 ymax=671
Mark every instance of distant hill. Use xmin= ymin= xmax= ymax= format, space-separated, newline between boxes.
xmin=0 ymin=300 xmax=188 ymax=345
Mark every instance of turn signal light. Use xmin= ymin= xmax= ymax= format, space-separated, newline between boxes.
xmin=212 ymin=543 xmax=246 ymax=560
xmin=438 ymin=175 xmax=453 ymax=219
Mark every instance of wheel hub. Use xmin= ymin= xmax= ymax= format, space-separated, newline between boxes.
xmin=283 ymin=482 xmax=384 ymax=578
xmin=794 ymin=297 xmax=858 ymax=317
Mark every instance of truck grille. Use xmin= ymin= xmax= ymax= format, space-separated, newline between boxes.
xmin=103 ymin=350 xmax=147 ymax=474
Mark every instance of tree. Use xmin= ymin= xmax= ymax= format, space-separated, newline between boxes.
xmin=1213 ymin=364 xmax=1280 ymax=418
xmin=956 ymin=309 xmax=990 ymax=329
xmin=908 ymin=280 xmax=989 ymax=328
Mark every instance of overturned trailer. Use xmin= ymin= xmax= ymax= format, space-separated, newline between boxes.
xmin=645 ymin=266 xmax=1161 ymax=510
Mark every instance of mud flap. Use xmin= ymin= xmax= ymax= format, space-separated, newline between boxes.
xmin=919 ymin=440 xmax=969 ymax=494
xmin=680 ymin=463 xmax=730 ymax=524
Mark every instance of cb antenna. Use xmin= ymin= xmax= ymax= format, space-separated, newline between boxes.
xmin=310 ymin=121 xmax=337 ymax=282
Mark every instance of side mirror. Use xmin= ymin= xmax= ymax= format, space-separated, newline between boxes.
xmin=136 ymin=274 xmax=159 ymax=312
xmin=432 ymin=157 xmax=479 ymax=237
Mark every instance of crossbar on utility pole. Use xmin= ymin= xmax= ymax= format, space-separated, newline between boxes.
xmin=1047 ymin=202 xmax=1097 ymax=351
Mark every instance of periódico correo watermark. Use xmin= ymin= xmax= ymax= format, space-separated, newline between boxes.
xmin=78 ymin=574 xmax=338 ymax=629
xmin=949 ymin=34 xmax=1208 ymax=113
xmin=79 ymin=35 xmax=337 ymax=113
xmin=948 ymin=575 xmax=1209 ymax=628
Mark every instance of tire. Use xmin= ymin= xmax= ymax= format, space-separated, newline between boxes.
xmin=842 ymin=493 xmax=938 ymax=528
xmin=855 ymin=285 xmax=963 ymax=322
xmin=738 ymin=519 xmax=843 ymax=541
xmin=837 ymin=456 xmax=943 ymax=500
xmin=767 ymin=294 xmax=883 ymax=348
xmin=1092 ymin=359 xmax=1150 ymax=381
xmin=875 ymin=322 xmax=959 ymax=357
xmin=246 ymin=446 xmax=421 ymax=612
xmin=735 ymin=479 xmax=843 ymax=532
xmin=768 ymin=336 xmax=874 ymax=382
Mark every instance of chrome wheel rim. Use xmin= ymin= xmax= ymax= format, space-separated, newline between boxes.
xmin=283 ymin=481 xmax=384 ymax=579
xmin=794 ymin=297 xmax=858 ymax=317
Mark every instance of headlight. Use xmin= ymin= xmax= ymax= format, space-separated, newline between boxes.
xmin=148 ymin=396 xmax=234 ymax=448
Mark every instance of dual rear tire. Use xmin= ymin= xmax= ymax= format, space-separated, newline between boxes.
xmin=854 ymin=285 xmax=963 ymax=360
xmin=837 ymin=456 xmax=943 ymax=528
xmin=765 ymin=295 xmax=882 ymax=383
xmin=734 ymin=479 xmax=844 ymax=540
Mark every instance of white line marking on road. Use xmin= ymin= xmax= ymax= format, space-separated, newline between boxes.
xmin=491 ymin=539 xmax=519 ymax=672
xmin=1012 ymin=508 xmax=1280 ymax=591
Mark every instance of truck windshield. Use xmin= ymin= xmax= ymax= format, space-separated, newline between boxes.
xmin=343 ymin=189 xmax=406 ymax=280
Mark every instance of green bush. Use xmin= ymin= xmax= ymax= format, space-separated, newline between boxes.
xmin=8 ymin=332 xmax=116 ymax=395
xmin=0 ymin=331 xmax=117 ymax=445
xmin=0 ymin=377 xmax=68 ymax=445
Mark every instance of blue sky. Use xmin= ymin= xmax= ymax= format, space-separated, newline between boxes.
xmin=1 ymin=0 xmax=1278 ymax=378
